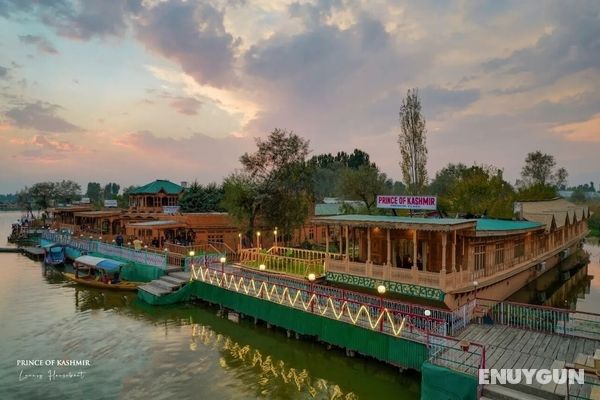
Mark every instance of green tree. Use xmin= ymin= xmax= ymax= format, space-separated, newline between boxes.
xmin=515 ymin=183 xmax=557 ymax=201
xmin=429 ymin=163 xmax=469 ymax=196
xmin=29 ymin=182 xmax=57 ymax=211
xmin=54 ymin=180 xmax=81 ymax=205
xmin=398 ymin=88 xmax=428 ymax=194
xmin=338 ymin=165 xmax=391 ymax=213
xmin=520 ymin=151 xmax=568 ymax=188
xmin=85 ymin=182 xmax=102 ymax=203
xmin=179 ymin=181 xmax=224 ymax=212
xmin=103 ymin=183 xmax=120 ymax=200
xmin=447 ymin=166 xmax=515 ymax=218
xmin=224 ymin=128 xmax=312 ymax=242
xmin=222 ymin=173 xmax=262 ymax=240
xmin=116 ymin=185 xmax=138 ymax=208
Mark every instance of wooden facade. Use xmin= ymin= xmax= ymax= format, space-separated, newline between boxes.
xmin=311 ymin=200 xmax=590 ymax=309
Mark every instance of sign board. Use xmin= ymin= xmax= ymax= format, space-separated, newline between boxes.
xmin=80 ymin=197 xmax=90 ymax=204
xmin=163 ymin=206 xmax=180 ymax=215
xmin=376 ymin=195 xmax=437 ymax=210
xmin=104 ymin=200 xmax=118 ymax=208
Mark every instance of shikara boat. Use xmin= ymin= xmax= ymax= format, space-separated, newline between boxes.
xmin=63 ymin=255 xmax=140 ymax=291
xmin=42 ymin=243 xmax=65 ymax=266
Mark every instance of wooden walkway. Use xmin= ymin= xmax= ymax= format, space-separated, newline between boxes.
xmin=459 ymin=324 xmax=600 ymax=399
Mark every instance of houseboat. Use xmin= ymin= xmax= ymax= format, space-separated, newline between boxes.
xmin=311 ymin=198 xmax=589 ymax=310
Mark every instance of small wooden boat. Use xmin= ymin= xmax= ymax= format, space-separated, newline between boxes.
xmin=42 ymin=243 xmax=65 ymax=266
xmin=64 ymin=255 xmax=141 ymax=291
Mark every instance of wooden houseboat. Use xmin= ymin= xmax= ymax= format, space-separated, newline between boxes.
xmin=311 ymin=198 xmax=589 ymax=310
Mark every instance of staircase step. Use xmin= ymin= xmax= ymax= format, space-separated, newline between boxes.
xmin=151 ymin=279 xmax=178 ymax=291
xmin=138 ymin=284 xmax=171 ymax=297
xmin=160 ymin=276 xmax=186 ymax=286
xmin=169 ymin=271 xmax=191 ymax=281
xmin=166 ymin=266 xmax=183 ymax=273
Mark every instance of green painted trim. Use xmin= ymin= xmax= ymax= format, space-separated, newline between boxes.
xmin=420 ymin=362 xmax=478 ymax=400
xmin=326 ymin=271 xmax=445 ymax=301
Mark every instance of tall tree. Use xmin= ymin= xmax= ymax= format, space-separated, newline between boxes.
xmin=398 ymin=88 xmax=428 ymax=194
xmin=103 ymin=183 xmax=120 ymax=200
xmin=520 ymin=151 xmax=567 ymax=188
xmin=85 ymin=182 xmax=102 ymax=203
xmin=224 ymin=128 xmax=312 ymax=241
xmin=29 ymin=182 xmax=57 ymax=211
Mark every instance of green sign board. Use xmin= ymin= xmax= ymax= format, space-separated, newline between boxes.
xmin=326 ymin=271 xmax=445 ymax=301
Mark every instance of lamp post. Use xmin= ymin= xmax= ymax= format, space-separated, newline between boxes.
xmin=274 ymin=228 xmax=278 ymax=248
xmin=308 ymin=273 xmax=316 ymax=313
xmin=424 ymin=309 xmax=432 ymax=342
xmin=377 ymin=284 xmax=386 ymax=332
xmin=259 ymin=264 xmax=266 ymax=271
xmin=220 ymin=256 xmax=226 ymax=275
xmin=238 ymin=233 xmax=242 ymax=251
xmin=256 ymin=231 xmax=261 ymax=249
xmin=473 ymin=280 xmax=479 ymax=302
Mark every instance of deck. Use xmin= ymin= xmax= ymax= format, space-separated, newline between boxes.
xmin=457 ymin=324 xmax=600 ymax=399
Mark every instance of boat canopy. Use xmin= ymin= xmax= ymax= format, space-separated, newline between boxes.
xmin=41 ymin=242 xmax=60 ymax=249
xmin=74 ymin=255 xmax=124 ymax=273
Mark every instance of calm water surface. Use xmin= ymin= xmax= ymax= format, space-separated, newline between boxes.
xmin=0 ymin=212 xmax=420 ymax=400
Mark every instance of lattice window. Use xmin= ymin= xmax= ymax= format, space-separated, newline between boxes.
xmin=514 ymin=239 xmax=525 ymax=258
xmin=495 ymin=242 xmax=505 ymax=265
xmin=474 ymin=245 xmax=486 ymax=270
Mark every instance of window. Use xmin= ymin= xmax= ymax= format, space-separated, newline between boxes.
xmin=208 ymin=234 xmax=224 ymax=244
xmin=514 ymin=239 xmax=524 ymax=258
xmin=474 ymin=245 xmax=486 ymax=270
xmin=495 ymin=242 xmax=505 ymax=265
xmin=308 ymin=228 xmax=315 ymax=240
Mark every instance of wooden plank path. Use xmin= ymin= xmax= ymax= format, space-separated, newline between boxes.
xmin=459 ymin=324 xmax=600 ymax=399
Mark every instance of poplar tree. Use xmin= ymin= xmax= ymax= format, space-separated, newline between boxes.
xmin=398 ymin=88 xmax=428 ymax=195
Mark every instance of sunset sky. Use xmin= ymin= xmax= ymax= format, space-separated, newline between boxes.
xmin=1 ymin=0 xmax=599 ymax=194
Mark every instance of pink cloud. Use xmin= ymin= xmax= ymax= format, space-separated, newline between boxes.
xmin=553 ymin=113 xmax=600 ymax=142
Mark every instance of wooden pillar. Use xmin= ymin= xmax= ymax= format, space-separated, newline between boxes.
xmin=339 ymin=225 xmax=343 ymax=255
xmin=442 ymin=231 xmax=447 ymax=273
xmin=367 ymin=227 xmax=371 ymax=263
xmin=345 ymin=225 xmax=349 ymax=260
xmin=412 ymin=230 xmax=418 ymax=270
xmin=452 ymin=230 xmax=457 ymax=272
xmin=386 ymin=228 xmax=391 ymax=265
xmin=325 ymin=225 xmax=329 ymax=254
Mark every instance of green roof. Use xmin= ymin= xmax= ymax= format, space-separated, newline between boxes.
xmin=315 ymin=215 xmax=474 ymax=225
xmin=131 ymin=180 xmax=183 ymax=195
xmin=475 ymin=219 xmax=543 ymax=231
xmin=314 ymin=214 xmax=544 ymax=232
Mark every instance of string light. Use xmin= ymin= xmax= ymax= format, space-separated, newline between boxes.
xmin=191 ymin=265 xmax=411 ymax=337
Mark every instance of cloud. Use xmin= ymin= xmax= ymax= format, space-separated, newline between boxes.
xmin=552 ymin=113 xmax=600 ymax=142
xmin=0 ymin=65 xmax=8 ymax=78
xmin=135 ymin=0 xmax=239 ymax=87
xmin=483 ymin=1 xmax=600 ymax=88
xmin=1 ymin=0 xmax=141 ymax=40
xmin=18 ymin=34 xmax=58 ymax=54
xmin=4 ymin=101 xmax=82 ymax=133
xmin=168 ymin=96 xmax=202 ymax=116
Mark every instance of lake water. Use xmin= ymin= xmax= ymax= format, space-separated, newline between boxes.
xmin=0 ymin=211 xmax=420 ymax=400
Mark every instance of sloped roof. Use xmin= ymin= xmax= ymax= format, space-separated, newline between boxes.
xmin=520 ymin=198 xmax=589 ymax=230
xmin=314 ymin=200 xmax=365 ymax=216
xmin=130 ymin=180 xmax=183 ymax=195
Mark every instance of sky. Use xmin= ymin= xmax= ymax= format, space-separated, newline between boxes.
xmin=0 ymin=0 xmax=599 ymax=194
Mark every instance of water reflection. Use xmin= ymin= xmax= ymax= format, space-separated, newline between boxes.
xmin=509 ymin=242 xmax=598 ymax=312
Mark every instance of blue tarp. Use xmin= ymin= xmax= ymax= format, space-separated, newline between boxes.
xmin=96 ymin=259 xmax=123 ymax=273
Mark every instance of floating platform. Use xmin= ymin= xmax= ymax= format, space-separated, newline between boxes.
xmin=0 ymin=247 xmax=21 ymax=253
xmin=21 ymin=246 xmax=45 ymax=259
